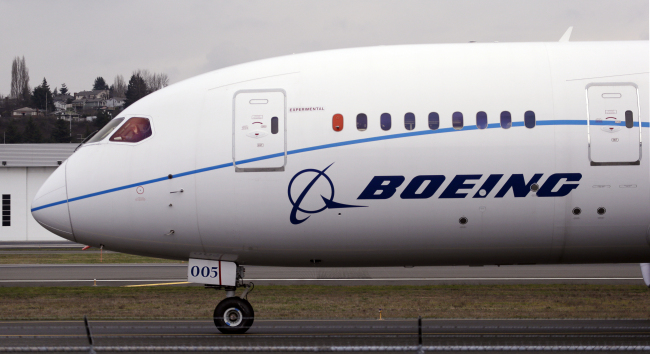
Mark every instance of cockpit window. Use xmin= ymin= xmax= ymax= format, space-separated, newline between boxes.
xmin=109 ymin=117 xmax=152 ymax=143
xmin=86 ymin=117 xmax=124 ymax=143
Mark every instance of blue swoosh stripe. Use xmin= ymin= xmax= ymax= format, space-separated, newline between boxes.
xmin=30 ymin=119 xmax=648 ymax=212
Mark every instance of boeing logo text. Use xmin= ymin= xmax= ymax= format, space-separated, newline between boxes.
xmin=358 ymin=173 xmax=582 ymax=200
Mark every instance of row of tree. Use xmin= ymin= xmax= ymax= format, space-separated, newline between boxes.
xmin=102 ymin=70 xmax=170 ymax=108
xmin=94 ymin=70 xmax=168 ymax=97
xmin=4 ymin=56 xmax=170 ymax=112
xmin=2 ymin=110 xmax=113 ymax=144
xmin=3 ymin=118 xmax=68 ymax=143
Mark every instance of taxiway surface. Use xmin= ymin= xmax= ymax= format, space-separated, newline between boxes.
xmin=1 ymin=319 xmax=649 ymax=351
xmin=0 ymin=263 xmax=643 ymax=286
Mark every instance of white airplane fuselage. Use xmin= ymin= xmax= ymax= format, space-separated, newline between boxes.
xmin=32 ymin=41 xmax=650 ymax=267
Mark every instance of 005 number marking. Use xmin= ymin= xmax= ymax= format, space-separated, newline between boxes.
xmin=190 ymin=266 xmax=219 ymax=278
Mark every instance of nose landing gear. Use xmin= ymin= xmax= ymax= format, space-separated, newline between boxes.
xmin=207 ymin=266 xmax=255 ymax=334
xmin=214 ymin=296 xmax=254 ymax=334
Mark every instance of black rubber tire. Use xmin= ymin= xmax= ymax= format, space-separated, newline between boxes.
xmin=213 ymin=297 xmax=255 ymax=334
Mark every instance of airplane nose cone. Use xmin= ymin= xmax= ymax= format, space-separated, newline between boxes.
xmin=31 ymin=160 xmax=75 ymax=242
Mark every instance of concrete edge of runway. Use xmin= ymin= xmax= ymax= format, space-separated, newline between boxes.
xmin=1 ymin=262 xmax=646 ymax=286
xmin=0 ymin=241 xmax=81 ymax=249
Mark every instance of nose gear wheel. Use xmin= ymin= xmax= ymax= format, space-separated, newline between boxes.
xmin=213 ymin=297 xmax=254 ymax=334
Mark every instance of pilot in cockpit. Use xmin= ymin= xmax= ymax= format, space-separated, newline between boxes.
xmin=109 ymin=117 xmax=152 ymax=143
xmin=125 ymin=123 xmax=144 ymax=142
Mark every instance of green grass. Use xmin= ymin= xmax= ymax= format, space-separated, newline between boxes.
xmin=1 ymin=285 xmax=648 ymax=320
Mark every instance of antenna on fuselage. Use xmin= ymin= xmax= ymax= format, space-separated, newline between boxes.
xmin=559 ymin=26 xmax=573 ymax=42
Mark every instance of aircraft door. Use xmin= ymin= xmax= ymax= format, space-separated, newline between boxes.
xmin=587 ymin=83 xmax=641 ymax=165
xmin=233 ymin=89 xmax=286 ymax=171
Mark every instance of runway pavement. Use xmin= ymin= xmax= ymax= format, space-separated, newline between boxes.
xmin=0 ymin=263 xmax=644 ymax=286
xmin=1 ymin=319 xmax=649 ymax=351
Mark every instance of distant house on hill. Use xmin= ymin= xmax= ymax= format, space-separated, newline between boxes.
xmin=12 ymin=107 xmax=42 ymax=117
xmin=56 ymin=110 xmax=81 ymax=121
xmin=74 ymin=90 xmax=109 ymax=100
xmin=71 ymin=98 xmax=107 ymax=111
xmin=84 ymin=98 xmax=106 ymax=109
xmin=71 ymin=99 xmax=85 ymax=111
xmin=53 ymin=94 xmax=73 ymax=103
xmin=53 ymin=101 xmax=68 ymax=111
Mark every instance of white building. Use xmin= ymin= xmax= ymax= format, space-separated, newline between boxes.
xmin=53 ymin=101 xmax=67 ymax=111
xmin=12 ymin=107 xmax=41 ymax=117
xmin=106 ymin=97 xmax=125 ymax=108
xmin=0 ymin=144 xmax=77 ymax=241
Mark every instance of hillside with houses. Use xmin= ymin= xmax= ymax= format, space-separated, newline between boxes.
xmin=12 ymin=89 xmax=125 ymax=122
xmin=0 ymin=57 xmax=168 ymax=143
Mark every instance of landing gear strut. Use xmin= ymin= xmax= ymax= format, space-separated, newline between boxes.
xmin=207 ymin=266 xmax=255 ymax=334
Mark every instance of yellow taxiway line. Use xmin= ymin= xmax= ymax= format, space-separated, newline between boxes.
xmin=123 ymin=281 xmax=190 ymax=287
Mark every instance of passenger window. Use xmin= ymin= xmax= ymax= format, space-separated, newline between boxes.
xmin=357 ymin=114 xmax=367 ymax=131
xmin=452 ymin=112 xmax=463 ymax=130
xmin=381 ymin=113 xmax=391 ymax=131
xmin=332 ymin=114 xmax=343 ymax=132
xmin=476 ymin=111 xmax=487 ymax=129
xmin=404 ymin=113 xmax=415 ymax=130
xmin=271 ymin=117 xmax=279 ymax=134
xmin=524 ymin=111 xmax=536 ymax=128
xmin=428 ymin=112 xmax=439 ymax=130
xmin=500 ymin=111 xmax=511 ymax=129
xmin=625 ymin=110 xmax=634 ymax=128
xmin=109 ymin=117 xmax=152 ymax=143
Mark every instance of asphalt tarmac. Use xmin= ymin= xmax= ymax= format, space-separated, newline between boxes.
xmin=1 ymin=319 xmax=649 ymax=351
xmin=0 ymin=263 xmax=643 ymax=286
xmin=1 ymin=244 xmax=647 ymax=351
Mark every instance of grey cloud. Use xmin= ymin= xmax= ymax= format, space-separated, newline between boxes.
xmin=0 ymin=0 xmax=646 ymax=96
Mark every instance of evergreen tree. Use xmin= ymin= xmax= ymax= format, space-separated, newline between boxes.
xmin=60 ymin=83 xmax=68 ymax=95
xmin=23 ymin=117 xmax=43 ymax=143
xmin=0 ymin=97 xmax=9 ymax=117
xmin=83 ymin=123 xmax=92 ymax=140
xmin=124 ymin=74 xmax=148 ymax=108
xmin=4 ymin=120 xmax=22 ymax=143
xmin=93 ymin=77 xmax=109 ymax=90
xmin=51 ymin=118 xmax=70 ymax=143
xmin=31 ymin=78 xmax=54 ymax=112
xmin=52 ymin=87 xmax=58 ymax=96
xmin=94 ymin=110 xmax=112 ymax=129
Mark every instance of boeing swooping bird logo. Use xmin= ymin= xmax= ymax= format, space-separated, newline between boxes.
xmin=288 ymin=163 xmax=366 ymax=225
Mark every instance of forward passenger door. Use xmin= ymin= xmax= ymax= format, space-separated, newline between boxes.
xmin=587 ymin=83 xmax=641 ymax=165
xmin=232 ymin=89 xmax=286 ymax=172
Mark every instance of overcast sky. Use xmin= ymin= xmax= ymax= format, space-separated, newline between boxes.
xmin=0 ymin=0 xmax=647 ymax=96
